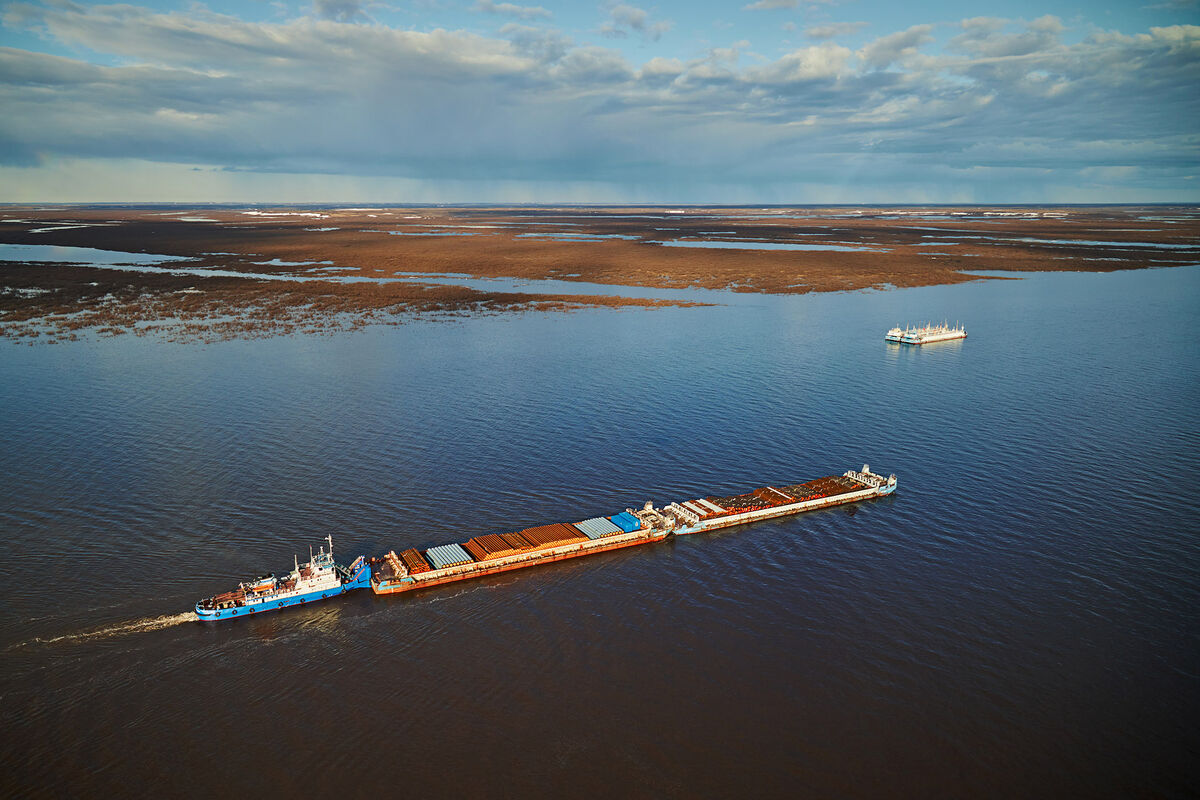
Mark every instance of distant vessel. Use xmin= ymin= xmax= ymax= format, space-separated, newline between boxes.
xmin=886 ymin=322 xmax=967 ymax=345
xmin=195 ymin=536 xmax=369 ymax=621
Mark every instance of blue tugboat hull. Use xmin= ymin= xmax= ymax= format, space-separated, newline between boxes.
xmin=195 ymin=554 xmax=370 ymax=622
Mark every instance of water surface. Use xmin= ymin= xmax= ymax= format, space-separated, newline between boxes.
xmin=1 ymin=266 xmax=1197 ymax=798
xmin=650 ymin=239 xmax=881 ymax=252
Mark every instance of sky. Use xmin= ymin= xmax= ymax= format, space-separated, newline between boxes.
xmin=0 ymin=0 xmax=1197 ymax=203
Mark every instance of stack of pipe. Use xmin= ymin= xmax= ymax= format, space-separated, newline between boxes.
xmin=425 ymin=543 xmax=473 ymax=569
xmin=573 ymin=516 xmax=623 ymax=540
xmin=463 ymin=533 xmax=533 ymax=561
xmin=519 ymin=523 xmax=587 ymax=549
xmin=502 ymin=533 xmax=534 ymax=551
xmin=398 ymin=548 xmax=432 ymax=574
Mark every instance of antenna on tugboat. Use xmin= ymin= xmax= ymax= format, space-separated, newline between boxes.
xmin=327 ymin=534 xmax=334 ymax=559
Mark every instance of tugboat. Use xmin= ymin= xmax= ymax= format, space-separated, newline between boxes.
xmin=195 ymin=536 xmax=369 ymax=622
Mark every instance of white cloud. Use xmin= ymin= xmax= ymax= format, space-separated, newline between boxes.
xmin=1143 ymin=0 xmax=1197 ymax=9
xmin=1029 ymin=15 xmax=1065 ymax=34
xmin=746 ymin=43 xmax=852 ymax=82
xmin=743 ymin=0 xmax=836 ymax=9
xmin=599 ymin=4 xmax=672 ymax=41
xmin=1149 ymin=23 xmax=1200 ymax=53
xmin=549 ymin=46 xmax=634 ymax=83
xmin=639 ymin=56 xmax=685 ymax=81
xmin=500 ymin=23 xmax=571 ymax=62
xmin=475 ymin=1 xmax=552 ymax=21
xmin=948 ymin=16 xmax=1066 ymax=59
xmin=743 ymin=0 xmax=798 ymax=9
xmin=858 ymin=25 xmax=935 ymax=68
xmin=806 ymin=22 xmax=869 ymax=40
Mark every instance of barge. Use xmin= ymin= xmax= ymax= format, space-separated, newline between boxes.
xmin=193 ymin=466 xmax=897 ymax=619
xmin=886 ymin=322 xmax=967 ymax=345
xmin=371 ymin=465 xmax=897 ymax=595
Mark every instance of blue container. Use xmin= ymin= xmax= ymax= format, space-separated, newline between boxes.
xmin=609 ymin=512 xmax=642 ymax=533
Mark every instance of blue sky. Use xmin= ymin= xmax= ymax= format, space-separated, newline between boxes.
xmin=1 ymin=0 xmax=1197 ymax=202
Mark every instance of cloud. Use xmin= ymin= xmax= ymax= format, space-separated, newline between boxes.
xmin=746 ymin=42 xmax=852 ymax=82
xmin=639 ymin=56 xmax=684 ymax=83
xmin=500 ymin=23 xmax=570 ymax=62
xmin=313 ymin=0 xmax=367 ymax=23
xmin=1148 ymin=22 xmax=1200 ymax=52
xmin=475 ymin=1 xmax=552 ymax=21
xmin=1143 ymin=0 xmax=1197 ymax=9
xmin=600 ymin=4 xmax=672 ymax=41
xmin=743 ymin=0 xmax=835 ymax=10
xmin=549 ymin=46 xmax=634 ymax=84
xmin=948 ymin=16 xmax=1065 ymax=59
xmin=858 ymin=24 xmax=934 ymax=68
xmin=1 ymin=4 xmax=1197 ymax=200
xmin=805 ymin=22 xmax=869 ymax=40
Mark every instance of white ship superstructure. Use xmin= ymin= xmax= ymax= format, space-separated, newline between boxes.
xmin=195 ymin=535 xmax=370 ymax=621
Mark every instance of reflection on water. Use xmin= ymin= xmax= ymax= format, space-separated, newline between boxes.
xmin=649 ymin=239 xmax=884 ymax=252
xmin=386 ymin=230 xmax=487 ymax=236
xmin=515 ymin=232 xmax=639 ymax=241
xmin=881 ymin=337 xmax=966 ymax=364
xmin=918 ymin=234 xmax=1200 ymax=250
xmin=0 ymin=242 xmax=192 ymax=265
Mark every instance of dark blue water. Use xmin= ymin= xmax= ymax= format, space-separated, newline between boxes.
xmin=2 ymin=266 xmax=1198 ymax=798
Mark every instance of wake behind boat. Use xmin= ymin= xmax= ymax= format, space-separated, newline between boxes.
xmin=195 ymin=536 xmax=369 ymax=621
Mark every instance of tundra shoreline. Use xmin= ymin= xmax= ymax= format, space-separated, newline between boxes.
xmin=1 ymin=205 xmax=1195 ymax=341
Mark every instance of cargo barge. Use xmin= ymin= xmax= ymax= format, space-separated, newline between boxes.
xmin=193 ymin=466 xmax=896 ymax=619
xmin=195 ymin=536 xmax=369 ymax=621
xmin=371 ymin=465 xmax=897 ymax=595
xmin=886 ymin=322 xmax=967 ymax=345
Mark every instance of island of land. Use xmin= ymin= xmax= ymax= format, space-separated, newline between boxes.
xmin=1 ymin=205 xmax=1196 ymax=341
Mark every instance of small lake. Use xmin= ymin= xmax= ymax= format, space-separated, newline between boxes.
xmin=650 ymin=239 xmax=881 ymax=251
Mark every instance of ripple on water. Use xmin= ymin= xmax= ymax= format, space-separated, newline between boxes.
xmin=1 ymin=265 xmax=1198 ymax=797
